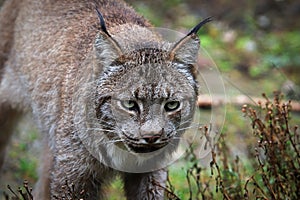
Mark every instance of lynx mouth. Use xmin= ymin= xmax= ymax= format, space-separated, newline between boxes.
xmin=127 ymin=142 xmax=168 ymax=153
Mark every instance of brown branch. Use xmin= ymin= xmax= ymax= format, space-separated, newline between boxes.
xmin=197 ymin=94 xmax=300 ymax=112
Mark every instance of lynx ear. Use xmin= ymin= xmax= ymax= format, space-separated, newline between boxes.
xmin=169 ymin=17 xmax=212 ymax=64
xmin=94 ymin=8 xmax=123 ymax=66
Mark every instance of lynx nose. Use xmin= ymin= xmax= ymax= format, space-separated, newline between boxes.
xmin=141 ymin=133 xmax=162 ymax=144
xmin=140 ymin=118 xmax=164 ymax=144
xmin=140 ymin=128 xmax=164 ymax=144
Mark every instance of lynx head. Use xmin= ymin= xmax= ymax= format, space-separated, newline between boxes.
xmin=93 ymin=10 xmax=211 ymax=156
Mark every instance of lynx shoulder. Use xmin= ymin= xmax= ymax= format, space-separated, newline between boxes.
xmin=0 ymin=0 xmax=210 ymax=199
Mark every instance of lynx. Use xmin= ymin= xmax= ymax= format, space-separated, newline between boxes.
xmin=0 ymin=0 xmax=210 ymax=199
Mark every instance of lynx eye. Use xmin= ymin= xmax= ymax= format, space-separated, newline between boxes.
xmin=120 ymin=100 xmax=139 ymax=111
xmin=164 ymin=101 xmax=180 ymax=112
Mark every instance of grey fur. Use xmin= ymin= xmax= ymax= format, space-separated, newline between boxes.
xmin=0 ymin=0 xmax=202 ymax=199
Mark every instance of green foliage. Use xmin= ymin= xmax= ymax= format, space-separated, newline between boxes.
xmin=259 ymin=31 xmax=300 ymax=67
xmin=8 ymin=130 xmax=38 ymax=182
xmin=107 ymin=177 xmax=125 ymax=200
xmin=133 ymin=3 xmax=163 ymax=26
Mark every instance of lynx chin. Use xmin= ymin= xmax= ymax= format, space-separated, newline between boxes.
xmin=0 ymin=0 xmax=210 ymax=199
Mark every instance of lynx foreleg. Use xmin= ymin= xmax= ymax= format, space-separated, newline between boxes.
xmin=48 ymin=134 xmax=113 ymax=200
xmin=123 ymin=169 xmax=167 ymax=200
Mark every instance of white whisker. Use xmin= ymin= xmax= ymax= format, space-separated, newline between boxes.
xmin=177 ymin=125 xmax=202 ymax=132
xmin=86 ymin=128 xmax=115 ymax=133
xmin=104 ymin=139 xmax=124 ymax=145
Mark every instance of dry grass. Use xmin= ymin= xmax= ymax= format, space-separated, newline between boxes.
xmin=165 ymin=92 xmax=299 ymax=200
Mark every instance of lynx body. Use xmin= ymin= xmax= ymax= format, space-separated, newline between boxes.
xmin=0 ymin=0 xmax=207 ymax=199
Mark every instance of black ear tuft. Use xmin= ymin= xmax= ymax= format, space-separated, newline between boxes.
xmin=94 ymin=7 xmax=123 ymax=72
xmin=95 ymin=7 xmax=112 ymax=37
xmin=169 ymin=17 xmax=212 ymax=65
xmin=187 ymin=17 xmax=213 ymax=36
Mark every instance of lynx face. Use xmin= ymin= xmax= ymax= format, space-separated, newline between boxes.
xmin=100 ymin=51 xmax=197 ymax=154
xmin=76 ymin=15 xmax=212 ymax=170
